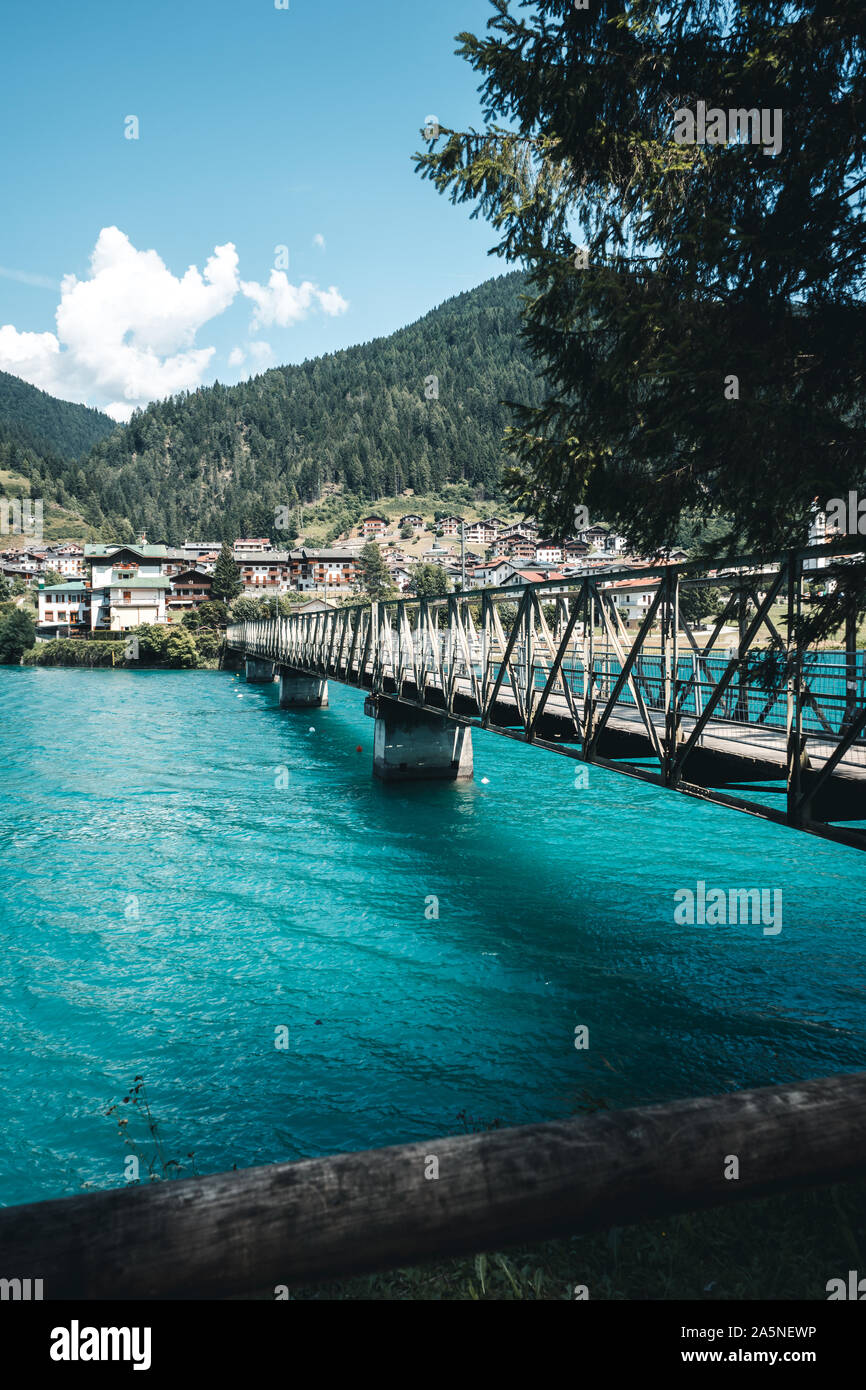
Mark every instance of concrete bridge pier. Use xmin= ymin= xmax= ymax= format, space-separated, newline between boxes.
xmin=279 ymin=667 xmax=329 ymax=708
xmin=245 ymin=658 xmax=276 ymax=684
xmin=367 ymin=695 xmax=473 ymax=783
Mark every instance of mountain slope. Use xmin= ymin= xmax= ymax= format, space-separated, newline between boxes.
xmin=78 ymin=271 xmax=541 ymax=542
xmin=0 ymin=370 xmax=115 ymax=459
xmin=0 ymin=271 xmax=543 ymax=544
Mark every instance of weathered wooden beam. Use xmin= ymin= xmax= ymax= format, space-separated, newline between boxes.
xmin=2 ymin=1072 xmax=865 ymax=1300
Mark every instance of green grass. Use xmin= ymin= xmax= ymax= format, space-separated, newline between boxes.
xmin=284 ymin=1178 xmax=866 ymax=1300
xmin=297 ymin=484 xmax=520 ymax=546
xmin=0 ymin=470 xmax=98 ymax=543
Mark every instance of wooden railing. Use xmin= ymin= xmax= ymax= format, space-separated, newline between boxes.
xmin=1 ymin=1071 xmax=864 ymax=1299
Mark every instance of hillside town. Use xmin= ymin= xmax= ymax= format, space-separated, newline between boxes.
xmin=2 ymin=503 xmax=846 ymax=645
xmin=0 ymin=511 xmax=672 ymax=638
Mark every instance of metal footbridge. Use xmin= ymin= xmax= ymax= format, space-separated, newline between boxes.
xmin=226 ymin=543 xmax=866 ymax=849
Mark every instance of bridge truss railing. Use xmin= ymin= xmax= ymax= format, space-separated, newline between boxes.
xmin=227 ymin=542 xmax=866 ymax=848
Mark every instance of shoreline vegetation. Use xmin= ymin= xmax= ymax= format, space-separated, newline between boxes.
xmin=22 ymin=635 xmax=221 ymax=670
xmin=285 ymin=1177 xmax=866 ymax=1300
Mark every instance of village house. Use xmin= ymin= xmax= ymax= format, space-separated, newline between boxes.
xmin=166 ymin=568 xmax=214 ymax=617
xmin=361 ymin=515 xmax=388 ymax=538
xmin=45 ymin=544 xmax=86 ymax=577
xmin=581 ymin=524 xmax=610 ymax=551
xmin=580 ymin=525 xmax=630 ymax=556
xmin=501 ymin=536 xmax=537 ymax=561
xmin=160 ymin=548 xmax=192 ymax=577
xmin=293 ymin=548 xmax=357 ymax=594
xmin=437 ymin=514 xmax=463 ymax=538
xmin=183 ymin=541 xmax=222 ymax=559
xmin=52 ymin=554 xmax=86 ymax=578
xmin=463 ymin=520 xmax=497 ymax=547
xmin=294 ymin=598 xmax=335 ymax=614
xmin=604 ymin=577 xmax=659 ymax=625
xmin=36 ymin=580 xmax=89 ymax=636
xmin=389 ymin=566 xmax=413 ymax=592
xmin=1 ymin=559 xmax=39 ymax=586
xmin=85 ymin=543 xmax=167 ymax=585
xmin=535 ymin=541 xmax=564 ymax=564
xmin=399 ymin=514 xmax=424 ymax=531
xmin=84 ymin=543 xmax=172 ymax=631
xmin=104 ymin=575 xmax=171 ymax=630
xmin=421 ymin=541 xmax=454 ymax=563
xmin=233 ymin=538 xmax=272 ymax=555
xmin=656 ymin=547 xmax=688 ymax=564
xmin=466 ymin=556 xmax=519 ymax=590
xmin=498 ymin=521 xmax=537 ymax=541
xmin=236 ymin=550 xmax=293 ymax=592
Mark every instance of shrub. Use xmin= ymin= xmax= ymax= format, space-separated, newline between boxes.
xmin=133 ymin=623 xmax=170 ymax=663
xmin=23 ymin=639 xmax=123 ymax=667
xmin=181 ymin=600 xmax=228 ymax=630
xmin=231 ymin=596 xmax=272 ymax=623
xmin=193 ymin=629 xmax=223 ymax=662
xmin=0 ymin=608 xmax=36 ymax=663
xmin=161 ymin=629 xmax=200 ymax=668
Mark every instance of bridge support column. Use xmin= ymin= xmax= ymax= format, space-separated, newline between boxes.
xmin=279 ymin=667 xmax=328 ymax=708
xmin=368 ymin=696 xmax=473 ymax=783
xmin=245 ymin=658 xmax=276 ymax=684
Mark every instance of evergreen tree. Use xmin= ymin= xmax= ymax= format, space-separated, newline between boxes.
xmin=415 ymin=1 xmax=866 ymax=635
xmin=679 ymin=585 xmax=723 ymax=626
xmin=211 ymin=542 xmax=243 ymax=602
xmin=358 ymin=542 xmax=397 ymax=601
xmin=0 ymin=274 xmax=536 ymax=545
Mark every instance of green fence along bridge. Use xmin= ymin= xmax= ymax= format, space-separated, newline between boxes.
xmin=226 ymin=543 xmax=866 ymax=851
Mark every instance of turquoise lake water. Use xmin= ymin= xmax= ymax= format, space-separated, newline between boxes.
xmin=1 ymin=664 xmax=865 ymax=1209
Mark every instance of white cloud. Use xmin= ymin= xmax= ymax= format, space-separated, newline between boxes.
xmin=0 ymin=227 xmax=348 ymax=420
xmin=0 ymin=324 xmax=60 ymax=367
xmin=313 ymin=233 xmax=326 ymax=250
xmin=317 ymin=285 xmax=349 ymax=317
xmin=226 ymin=340 xmax=274 ymax=378
xmin=240 ymin=271 xmax=348 ymax=332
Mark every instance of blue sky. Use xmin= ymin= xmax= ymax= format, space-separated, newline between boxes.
xmin=0 ymin=0 xmax=504 ymax=419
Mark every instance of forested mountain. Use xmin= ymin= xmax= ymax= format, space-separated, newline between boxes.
xmin=2 ymin=271 xmax=542 ymax=544
xmin=0 ymin=371 xmax=115 ymax=459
